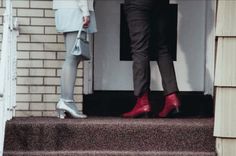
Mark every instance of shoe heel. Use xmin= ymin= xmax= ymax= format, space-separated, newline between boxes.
xmin=142 ymin=112 xmax=151 ymax=118
xmin=57 ymin=110 xmax=66 ymax=119
xmin=169 ymin=107 xmax=181 ymax=118
xmin=137 ymin=112 xmax=151 ymax=118
xmin=175 ymin=107 xmax=180 ymax=113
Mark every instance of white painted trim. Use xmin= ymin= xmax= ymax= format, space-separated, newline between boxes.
xmin=0 ymin=110 xmax=6 ymax=156
xmin=204 ymin=0 xmax=217 ymax=95
xmin=83 ymin=35 xmax=94 ymax=95
xmin=0 ymin=2 xmax=11 ymax=155
xmin=0 ymin=0 xmax=18 ymax=154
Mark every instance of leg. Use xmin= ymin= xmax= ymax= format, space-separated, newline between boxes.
xmin=57 ymin=31 xmax=87 ymax=119
xmin=125 ymin=0 xmax=153 ymax=97
xmin=153 ymin=4 xmax=179 ymax=95
xmin=122 ymin=0 xmax=153 ymax=118
xmin=61 ymin=32 xmax=81 ymax=100
xmin=152 ymin=6 xmax=181 ymax=117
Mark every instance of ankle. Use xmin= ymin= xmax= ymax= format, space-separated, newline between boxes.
xmin=166 ymin=92 xmax=179 ymax=100
xmin=60 ymin=98 xmax=74 ymax=103
xmin=165 ymin=92 xmax=180 ymax=106
xmin=138 ymin=91 xmax=149 ymax=99
xmin=61 ymin=98 xmax=73 ymax=101
xmin=136 ymin=92 xmax=150 ymax=107
xmin=166 ymin=92 xmax=177 ymax=97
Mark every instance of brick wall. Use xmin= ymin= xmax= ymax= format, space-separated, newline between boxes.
xmin=0 ymin=0 xmax=84 ymax=117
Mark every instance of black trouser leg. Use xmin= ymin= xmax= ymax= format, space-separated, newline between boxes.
xmin=125 ymin=0 xmax=152 ymax=97
xmin=125 ymin=0 xmax=178 ymax=97
xmin=152 ymin=5 xmax=179 ymax=95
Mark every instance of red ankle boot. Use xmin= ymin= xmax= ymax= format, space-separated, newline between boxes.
xmin=158 ymin=93 xmax=181 ymax=118
xmin=122 ymin=92 xmax=151 ymax=118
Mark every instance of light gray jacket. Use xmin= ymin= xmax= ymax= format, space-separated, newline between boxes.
xmin=53 ymin=0 xmax=94 ymax=16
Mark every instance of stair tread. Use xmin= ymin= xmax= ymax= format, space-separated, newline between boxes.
xmin=4 ymin=117 xmax=215 ymax=152
xmin=4 ymin=151 xmax=216 ymax=156
xmin=7 ymin=117 xmax=214 ymax=127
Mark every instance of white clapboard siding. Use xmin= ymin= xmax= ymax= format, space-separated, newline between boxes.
xmin=216 ymin=138 xmax=236 ymax=156
xmin=215 ymin=38 xmax=236 ymax=87
xmin=216 ymin=1 xmax=236 ymax=36
xmin=214 ymin=87 xmax=236 ymax=137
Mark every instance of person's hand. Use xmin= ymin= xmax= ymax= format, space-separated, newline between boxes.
xmin=83 ymin=16 xmax=90 ymax=28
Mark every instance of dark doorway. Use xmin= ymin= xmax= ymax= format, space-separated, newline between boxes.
xmin=84 ymin=91 xmax=214 ymax=117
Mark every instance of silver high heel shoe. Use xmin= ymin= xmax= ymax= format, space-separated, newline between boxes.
xmin=56 ymin=99 xmax=87 ymax=119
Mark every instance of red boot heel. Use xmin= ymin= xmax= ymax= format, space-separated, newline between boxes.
xmin=158 ymin=93 xmax=181 ymax=118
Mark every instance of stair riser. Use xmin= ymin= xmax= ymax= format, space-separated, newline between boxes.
xmin=3 ymin=151 xmax=216 ymax=156
xmin=4 ymin=124 xmax=215 ymax=152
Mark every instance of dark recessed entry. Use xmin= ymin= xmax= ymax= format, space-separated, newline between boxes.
xmin=83 ymin=91 xmax=214 ymax=117
xmin=120 ymin=4 xmax=178 ymax=61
